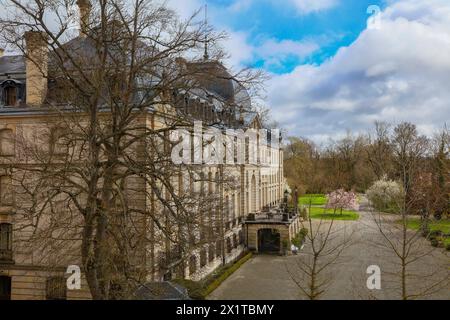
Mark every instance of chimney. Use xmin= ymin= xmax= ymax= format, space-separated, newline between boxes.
xmin=77 ymin=0 xmax=92 ymax=38
xmin=24 ymin=31 xmax=48 ymax=107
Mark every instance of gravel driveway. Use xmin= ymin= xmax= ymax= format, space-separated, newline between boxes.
xmin=208 ymin=201 xmax=450 ymax=300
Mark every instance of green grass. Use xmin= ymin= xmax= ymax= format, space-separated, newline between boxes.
xmin=299 ymin=194 xmax=327 ymax=206
xmin=405 ymin=218 xmax=450 ymax=233
xmin=405 ymin=218 xmax=450 ymax=247
xmin=308 ymin=206 xmax=359 ymax=221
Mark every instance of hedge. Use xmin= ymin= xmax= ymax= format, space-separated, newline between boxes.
xmin=173 ymin=252 xmax=253 ymax=300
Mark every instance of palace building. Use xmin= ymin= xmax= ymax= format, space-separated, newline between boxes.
xmin=0 ymin=1 xmax=297 ymax=300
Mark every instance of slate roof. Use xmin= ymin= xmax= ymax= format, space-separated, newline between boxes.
xmin=133 ymin=281 xmax=190 ymax=300
xmin=0 ymin=55 xmax=25 ymax=75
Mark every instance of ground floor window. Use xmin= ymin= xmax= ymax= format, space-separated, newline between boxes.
xmin=200 ymin=249 xmax=207 ymax=268
xmin=46 ymin=276 xmax=67 ymax=300
xmin=0 ymin=223 xmax=13 ymax=262
xmin=239 ymin=230 xmax=244 ymax=245
xmin=226 ymin=237 xmax=232 ymax=254
xmin=215 ymin=240 xmax=222 ymax=258
xmin=189 ymin=255 xmax=197 ymax=276
xmin=0 ymin=276 xmax=11 ymax=300
xmin=208 ymin=244 xmax=215 ymax=262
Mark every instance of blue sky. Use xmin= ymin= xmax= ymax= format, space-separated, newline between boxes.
xmin=171 ymin=0 xmax=450 ymax=142
xmin=206 ymin=0 xmax=386 ymax=73
xmin=4 ymin=0 xmax=448 ymax=142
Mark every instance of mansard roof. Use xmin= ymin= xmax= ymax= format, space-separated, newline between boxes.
xmin=0 ymin=55 xmax=25 ymax=75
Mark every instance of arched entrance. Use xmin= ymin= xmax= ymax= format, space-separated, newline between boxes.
xmin=258 ymin=229 xmax=281 ymax=253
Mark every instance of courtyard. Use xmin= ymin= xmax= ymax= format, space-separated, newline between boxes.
xmin=208 ymin=207 xmax=450 ymax=300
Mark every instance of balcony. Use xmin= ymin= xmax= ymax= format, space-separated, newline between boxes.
xmin=245 ymin=205 xmax=299 ymax=225
xmin=0 ymin=250 xmax=14 ymax=264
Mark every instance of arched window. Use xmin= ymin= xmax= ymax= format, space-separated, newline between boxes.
xmin=1 ymin=80 xmax=24 ymax=107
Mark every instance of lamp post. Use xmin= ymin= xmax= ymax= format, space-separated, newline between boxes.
xmin=294 ymin=186 xmax=299 ymax=216
xmin=283 ymin=189 xmax=289 ymax=207
xmin=283 ymin=189 xmax=289 ymax=221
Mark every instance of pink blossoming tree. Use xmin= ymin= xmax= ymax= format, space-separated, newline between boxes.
xmin=326 ymin=189 xmax=359 ymax=215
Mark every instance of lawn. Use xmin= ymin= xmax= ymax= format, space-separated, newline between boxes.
xmin=299 ymin=194 xmax=327 ymax=206
xmin=308 ymin=206 xmax=360 ymax=221
xmin=405 ymin=218 xmax=450 ymax=246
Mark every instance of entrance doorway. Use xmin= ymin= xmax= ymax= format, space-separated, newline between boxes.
xmin=258 ymin=229 xmax=281 ymax=253
xmin=0 ymin=276 xmax=11 ymax=300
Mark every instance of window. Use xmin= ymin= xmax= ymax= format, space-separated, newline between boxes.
xmin=215 ymin=239 xmax=222 ymax=258
xmin=49 ymin=127 xmax=68 ymax=156
xmin=239 ymin=230 xmax=244 ymax=245
xmin=46 ymin=277 xmax=67 ymax=300
xmin=0 ymin=223 xmax=12 ymax=251
xmin=200 ymin=249 xmax=207 ymax=268
xmin=226 ymin=237 xmax=232 ymax=254
xmin=0 ymin=276 xmax=11 ymax=300
xmin=0 ymin=129 xmax=14 ymax=156
xmin=0 ymin=176 xmax=13 ymax=206
xmin=208 ymin=244 xmax=215 ymax=262
xmin=188 ymin=255 xmax=197 ymax=276
xmin=5 ymin=86 xmax=17 ymax=106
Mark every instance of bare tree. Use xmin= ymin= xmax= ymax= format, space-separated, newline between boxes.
xmin=369 ymin=122 xmax=449 ymax=300
xmin=0 ymin=0 xmax=264 ymax=299
xmin=366 ymin=121 xmax=393 ymax=180
xmin=286 ymin=200 xmax=354 ymax=300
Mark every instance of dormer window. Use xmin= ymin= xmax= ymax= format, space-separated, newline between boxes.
xmin=5 ymin=87 xmax=16 ymax=106
xmin=1 ymin=80 xmax=24 ymax=107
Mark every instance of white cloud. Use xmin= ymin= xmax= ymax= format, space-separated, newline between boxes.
xmin=290 ymin=0 xmax=339 ymax=14
xmin=218 ymin=30 xmax=321 ymax=70
xmin=267 ymin=0 xmax=450 ymax=142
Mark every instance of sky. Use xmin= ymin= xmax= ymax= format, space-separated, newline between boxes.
xmin=167 ymin=0 xmax=450 ymax=143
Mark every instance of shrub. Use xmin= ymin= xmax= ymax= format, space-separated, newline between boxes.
xmin=430 ymin=238 xmax=440 ymax=247
xmin=300 ymin=207 xmax=308 ymax=219
xmin=366 ymin=178 xmax=404 ymax=213
xmin=446 ymin=242 xmax=450 ymax=251
xmin=292 ymin=228 xmax=308 ymax=247
xmin=428 ymin=230 xmax=443 ymax=240
xmin=421 ymin=227 xmax=430 ymax=238
xmin=174 ymin=252 xmax=253 ymax=300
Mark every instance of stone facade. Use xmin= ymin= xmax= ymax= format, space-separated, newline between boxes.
xmin=0 ymin=4 xmax=285 ymax=300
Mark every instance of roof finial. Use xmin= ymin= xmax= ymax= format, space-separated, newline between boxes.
xmin=203 ymin=4 xmax=209 ymax=61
